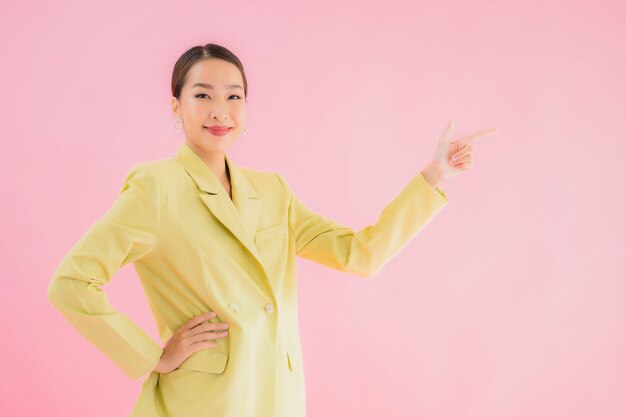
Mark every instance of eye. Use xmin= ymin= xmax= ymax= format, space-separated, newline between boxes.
xmin=195 ymin=94 xmax=241 ymax=100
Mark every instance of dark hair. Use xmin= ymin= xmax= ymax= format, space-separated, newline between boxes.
xmin=171 ymin=43 xmax=248 ymax=100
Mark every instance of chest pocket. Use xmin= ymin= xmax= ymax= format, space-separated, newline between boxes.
xmin=254 ymin=221 xmax=288 ymax=275
xmin=254 ymin=221 xmax=288 ymax=244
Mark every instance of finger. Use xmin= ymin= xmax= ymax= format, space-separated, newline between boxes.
xmin=451 ymin=153 xmax=472 ymax=164
xmin=193 ymin=327 xmax=229 ymax=339
xmin=458 ymin=127 xmax=499 ymax=146
xmin=439 ymin=119 xmax=455 ymax=143
xmin=187 ymin=329 xmax=229 ymax=345
xmin=451 ymin=144 xmax=473 ymax=161
xmin=190 ymin=330 xmax=228 ymax=343
xmin=455 ymin=161 xmax=473 ymax=171
xmin=189 ymin=340 xmax=220 ymax=352
xmin=189 ymin=321 xmax=230 ymax=336
xmin=186 ymin=311 xmax=217 ymax=330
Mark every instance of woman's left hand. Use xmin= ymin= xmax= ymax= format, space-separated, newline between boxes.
xmin=427 ymin=120 xmax=499 ymax=183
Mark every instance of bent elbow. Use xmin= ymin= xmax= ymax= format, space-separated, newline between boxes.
xmin=47 ymin=275 xmax=67 ymax=308
xmin=364 ymin=265 xmax=382 ymax=278
xmin=350 ymin=262 xmax=382 ymax=278
xmin=47 ymin=274 xmax=82 ymax=313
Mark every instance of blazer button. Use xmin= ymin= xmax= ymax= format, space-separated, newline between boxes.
xmin=229 ymin=303 xmax=239 ymax=313
xmin=264 ymin=303 xmax=274 ymax=314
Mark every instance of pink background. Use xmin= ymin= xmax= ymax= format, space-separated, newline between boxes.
xmin=2 ymin=1 xmax=625 ymax=416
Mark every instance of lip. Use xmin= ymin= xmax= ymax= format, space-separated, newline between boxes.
xmin=204 ymin=126 xmax=232 ymax=131
xmin=203 ymin=126 xmax=232 ymax=137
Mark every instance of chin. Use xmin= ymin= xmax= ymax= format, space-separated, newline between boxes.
xmin=199 ymin=137 xmax=237 ymax=153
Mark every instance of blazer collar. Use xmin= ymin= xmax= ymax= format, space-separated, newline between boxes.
xmin=175 ymin=141 xmax=258 ymax=198
xmin=175 ymin=142 xmax=275 ymax=298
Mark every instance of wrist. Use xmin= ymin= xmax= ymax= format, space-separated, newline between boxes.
xmin=421 ymin=163 xmax=443 ymax=189
xmin=152 ymin=350 xmax=165 ymax=373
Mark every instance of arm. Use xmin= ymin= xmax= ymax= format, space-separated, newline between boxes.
xmin=275 ymin=170 xmax=449 ymax=277
xmin=47 ymin=164 xmax=164 ymax=380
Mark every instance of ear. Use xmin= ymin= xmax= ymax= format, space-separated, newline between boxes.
xmin=171 ymin=96 xmax=179 ymax=117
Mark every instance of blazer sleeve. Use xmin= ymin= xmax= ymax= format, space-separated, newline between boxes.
xmin=47 ymin=164 xmax=164 ymax=380
xmin=275 ymin=170 xmax=449 ymax=277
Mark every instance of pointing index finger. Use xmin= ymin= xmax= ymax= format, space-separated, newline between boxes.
xmin=462 ymin=127 xmax=499 ymax=145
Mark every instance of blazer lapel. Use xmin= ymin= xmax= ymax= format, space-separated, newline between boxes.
xmin=175 ymin=143 xmax=271 ymax=290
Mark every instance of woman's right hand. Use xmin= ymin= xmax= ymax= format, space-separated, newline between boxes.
xmin=152 ymin=311 xmax=230 ymax=374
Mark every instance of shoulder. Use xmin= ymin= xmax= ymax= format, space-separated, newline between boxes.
xmin=123 ymin=157 xmax=184 ymax=187
xmin=117 ymin=157 xmax=182 ymax=200
xmin=130 ymin=156 xmax=179 ymax=176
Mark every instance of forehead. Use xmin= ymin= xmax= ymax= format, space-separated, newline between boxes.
xmin=186 ymin=58 xmax=243 ymax=87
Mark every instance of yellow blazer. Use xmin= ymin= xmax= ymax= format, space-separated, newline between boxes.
xmin=47 ymin=142 xmax=449 ymax=417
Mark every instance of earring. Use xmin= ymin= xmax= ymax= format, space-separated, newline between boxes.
xmin=174 ymin=118 xmax=183 ymax=133
xmin=242 ymin=126 xmax=247 ymax=135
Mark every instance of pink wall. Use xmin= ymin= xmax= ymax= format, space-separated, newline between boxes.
xmin=2 ymin=0 xmax=624 ymax=416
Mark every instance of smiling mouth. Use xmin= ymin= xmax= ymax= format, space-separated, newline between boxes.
xmin=204 ymin=126 xmax=232 ymax=131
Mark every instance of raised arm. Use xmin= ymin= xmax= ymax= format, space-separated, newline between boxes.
xmin=47 ymin=164 xmax=163 ymax=380
xmin=275 ymin=170 xmax=449 ymax=278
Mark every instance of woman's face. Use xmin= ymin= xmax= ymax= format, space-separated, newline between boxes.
xmin=172 ymin=58 xmax=247 ymax=155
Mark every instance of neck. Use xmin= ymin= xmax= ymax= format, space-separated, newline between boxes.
xmin=185 ymin=140 xmax=228 ymax=182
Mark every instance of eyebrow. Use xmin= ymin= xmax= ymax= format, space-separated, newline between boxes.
xmin=192 ymin=82 xmax=244 ymax=91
